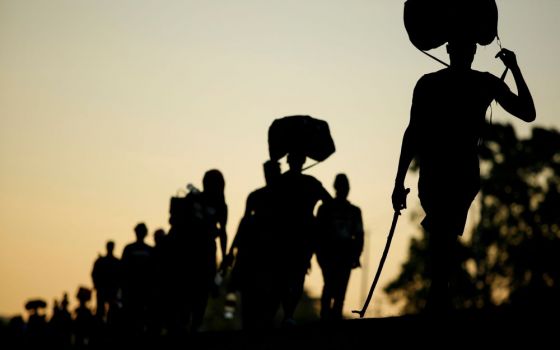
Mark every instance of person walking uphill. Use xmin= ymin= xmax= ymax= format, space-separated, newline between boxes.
xmin=271 ymin=152 xmax=331 ymax=325
xmin=316 ymin=173 xmax=364 ymax=321
xmin=171 ymin=169 xmax=228 ymax=332
xmin=266 ymin=114 xmax=335 ymax=324
xmin=224 ymin=160 xmax=282 ymax=329
xmin=392 ymin=37 xmax=536 ymax=315
xmin=91 ymin=240 xmax=121 ymax=322
xmin=121 ymin=223 xmax=154 ymax=334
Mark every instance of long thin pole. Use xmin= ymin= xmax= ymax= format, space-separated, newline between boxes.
xmin=353 ymin=211 xmax=400 ymax=318
xmin=361 ymin=230 xmax=370 ymax=304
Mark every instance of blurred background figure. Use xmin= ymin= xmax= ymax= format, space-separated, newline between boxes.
xmin=91 ymin=240 xmax=121 ymax=323
xmin=223 ymin=160 xmax=281 ymax=329
xmin=316 ymin=173 xmax=364 ymax=320
xmin=151 ymin=228 xmax=169 ymax=335
xmin=121 ymin=223 xmax=154 ymax=336
xmin=166 ymin=170 xmax=228 ymax=334
xmin=24 ymin=298 xmax=48 ymax=347
xmin=270 ymin=152 xmax=331 ymax=326
xmin=74 ymin=287 xmax=95 ymax=347
xmin=49 ymin=293 xmax=73 ymax=348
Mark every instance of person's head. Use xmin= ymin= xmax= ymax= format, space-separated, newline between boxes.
xmin=203 ymin=169 xmax=225 ymax=201
xmin=154 ymin=229 xmax=166 ymax=246
xmin=134 ymin=223 xmax=148 ymax=242
xmin=334 ymin=173 xmax=350 ymax=200
xmin=287 ymin=152 xmax=306 ymax=173
xmin=105 ymin=241 xmax=115 ymax=255
xmin=76 ymin=287 xmax=91 ymax=306
xmin=61 ymin=293 xmax=69 ymax=309
xmin=263 ymin=160 xmax=281 ymax=186
xmin=446 ymin=39 xmax=477 ymax=69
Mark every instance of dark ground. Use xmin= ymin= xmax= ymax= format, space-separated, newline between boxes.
xmin=182 ymin=312 xmax=553 ymax=349
xmin=2 ymin=311 xmax=553 ymax=349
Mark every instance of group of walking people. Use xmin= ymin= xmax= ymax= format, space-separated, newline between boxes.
xmin=90 ymin=158 xmax=364 ymax=335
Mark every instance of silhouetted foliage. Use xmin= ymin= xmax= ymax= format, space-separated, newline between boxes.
xmin=386 ymin=123 xmax=560 ymax=315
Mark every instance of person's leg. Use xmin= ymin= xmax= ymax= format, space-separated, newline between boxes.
xmin=190 ymin=270 xmax=212 ymax=332
xmin=320 ymin=264 xmax=333 ymax=320
xmin=426 ymin=229 xmax=458 ymax=316
xmin=332 ymin=266 xmax=352 ymax=320
xmin=95 ymin=291 xmax=105 ymax=320
xmin=190 ymin=288 xmax=209 ymax=331
xmin=281 ymin=267 xmax=306 ymax=324
xmin=241 ymin=286 xmax=259 ymax=329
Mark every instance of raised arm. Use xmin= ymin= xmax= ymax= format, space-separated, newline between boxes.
xmin=494 ymin=48 xmax=536 ymax=122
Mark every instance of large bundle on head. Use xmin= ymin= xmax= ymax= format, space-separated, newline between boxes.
xmin=404 ymin=0 xmax=498 ymax=51
xmin=268 ymin=115 xmax=335 ymax=162
xmin=25 ymin=299 xmax=47 ymax=311
xmin=77 ymin=287 xmax=92 ymax=303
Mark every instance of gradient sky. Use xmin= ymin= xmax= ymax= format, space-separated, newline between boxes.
xmin=1 ymin=0 xmax=559 ymax=318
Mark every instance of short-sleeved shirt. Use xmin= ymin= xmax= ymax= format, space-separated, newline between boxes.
xmin=268 ymin=171 xmax=330 ymax=269
xmin=410 ymin=68 xmax=508 ymax=233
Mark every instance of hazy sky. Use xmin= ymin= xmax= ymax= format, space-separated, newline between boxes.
xmin=1 ymin=0 xmax=559 ymax=317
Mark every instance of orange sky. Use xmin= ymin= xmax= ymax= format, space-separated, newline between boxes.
xmin=1 ymin=0 xmax=559 ymax=318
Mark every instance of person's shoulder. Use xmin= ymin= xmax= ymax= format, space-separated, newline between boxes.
xmin=415 ymin=69 xmax=446 ymax=90
xmin=122 ymin=244 xmax=133 ymax=255
xmin=347 ymin=201 xmax=361 ymax=211
xmin=248 ymin=186 xmax=267 ymax=200
xmin=318 ymin=199 xmax=333 ymax=211
xmin=470 ymin=69 xmax=502 ymax=83
xmin=299 ymin=173 xmax=321 ymax=184
xmin=474 ymin=70 xmax=508 ymax=92
xmin=305 ymin=174 xmax=326 ymax=191
xmin=302 ymin=173 xmax=319 ymax=181
xmin=471 ymin=69 xmax=495 ymax=79
xmin=350 ymin=203 xmax=362 ymax=217
xmin=92 ymin=257 xmax=103 ymax=269
xmin=143 ymin=242 xmax=154 ymax=251
xmin=420 ymin=68 xmax=448 ymax=81
xmin=283 ymin=172 xmax=319 ymax=185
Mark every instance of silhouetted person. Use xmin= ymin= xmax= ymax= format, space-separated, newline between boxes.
xmin=7 ymin=316 xmax=25 ymax=349
xmin=316 ymin=173 xmax=364 ymax=320
xmin=189 ymin=169 xmax=228 ymax=330
xmin=49 ymin=293 xmax=72 ymax=348
xmin=392 ymin=38 xmax=536 ymax=316
xmin=270 ymin=152 xmax=331 ymax=325
xmin=167 ymin=170 xmax=228 ymax=332
xmin=152 ymin=228 xmax=169 ymax=334
xmin=91 ymin=240 xmax=121 ymax=322
xmin=24 ymin=299 xmax=48 ymax=347
xmin=154 ymin=228 xmax=166 ymax=247
xmin=121 ymin=223 xmax=154 ymax=334
xmin=74 ymin=287 xmax=95 ymax=347
xmin=225 ymin=160 xmax=282 ymax=328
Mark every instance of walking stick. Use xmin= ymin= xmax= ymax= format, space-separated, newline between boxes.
xmin=353 ymin=189 xmax=408 ymax=318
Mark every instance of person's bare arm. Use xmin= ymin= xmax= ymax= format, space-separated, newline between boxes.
xmin=494 ymin=49 xmax=536 ymax=122
xmin=392 ymin=126 xmax=414 ymax=212
xmin=218 ymin=206 xmax=228 ymax=262
xmin=395 ymin=126 xmax=416 ymax=187
xmin=392 ymin=78 xmax=423 ymax=212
